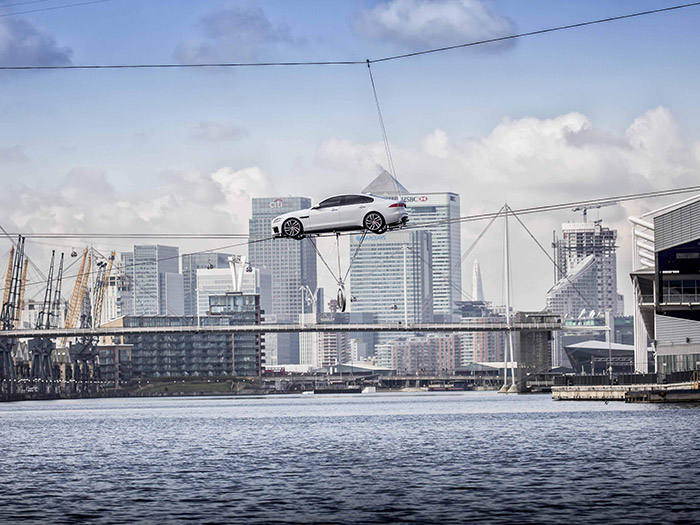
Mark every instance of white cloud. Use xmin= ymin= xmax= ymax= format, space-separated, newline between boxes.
xmin=311 ymin=106 xmax=700 ymax=312
xmin=356 ymin=0 xmax=515 ymax=50
xmin=0 ymin=166 xmax=275 ymax=284
xmin=0 ymin=18 xmax=72 ymax=66
xmin=190 ymin=120 xmax=248 ymax=142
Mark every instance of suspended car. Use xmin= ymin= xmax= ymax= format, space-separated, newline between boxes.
xmin=271 ymin=193 xmax=408 ymax=239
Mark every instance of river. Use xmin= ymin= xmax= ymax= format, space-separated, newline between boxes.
xmin=1 ymin=392 xmax=699 ymax=523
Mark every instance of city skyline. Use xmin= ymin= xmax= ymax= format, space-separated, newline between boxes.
xmin=2 ymin=1 xmax=700 ymax=313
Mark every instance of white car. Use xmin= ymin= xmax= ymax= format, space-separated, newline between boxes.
xmin=271 ymin=194 xmax=408 ymax=238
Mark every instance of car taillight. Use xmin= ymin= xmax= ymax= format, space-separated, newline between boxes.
xmin=389 ymin=203 xmax=405 ymax=208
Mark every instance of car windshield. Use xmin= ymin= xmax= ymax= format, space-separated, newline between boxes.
xmin=317 ymin=196 xmax=343 ymax=208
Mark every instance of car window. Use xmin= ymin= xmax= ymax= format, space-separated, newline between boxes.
xmin=318 ymin=196 xmax=342 ymax=208
xmin=340 ymin=195 xmax=363 ymax=206
xmin=341 ymin=195 xmax=374 ymax=205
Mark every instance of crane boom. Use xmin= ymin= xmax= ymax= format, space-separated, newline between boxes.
xmin=64 ymin=248 xmax=88 ymax=331
xmin=52 ymin=253 xmax=64 ymax=329
xmin=3 ymin=245 xmax=14 ymax=308
xmin=93 ymin=251 xmax=114 ymax=328
xmin=15 ymin=257 xmax=28 ymax=327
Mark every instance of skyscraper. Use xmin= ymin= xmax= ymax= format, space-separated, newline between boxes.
xmin=181 ymin=253 xmax=231 ymax=316
xmin=472 ymin=259 xmax=484 ymax=301
xmin=362 ymin=171 xmax=461 ymax=315
xmin=553 ymin=221 xmax=621 ymax=314
xmin=349 ymin=229 xmax=433 ymax=338
xmin=249 ymin=197 xmax=318 ymax=363
xmin=129 ymin=245 xmax=181 ymax=316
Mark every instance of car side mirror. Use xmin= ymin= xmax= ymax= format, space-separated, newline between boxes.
xmin=312 ymin=205 xmax=320 ymax=210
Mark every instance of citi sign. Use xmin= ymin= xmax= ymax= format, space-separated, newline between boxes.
xmin=269 ymin=199 xmax=284 ymax=208
xmin=403 ymin=195 xmax=429 ymax=203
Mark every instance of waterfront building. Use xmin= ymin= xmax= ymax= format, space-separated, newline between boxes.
xmin=299 ymin=312 xmax=351 ymax=368
xmin=349 ymin=229 xmax=433 ymax=346
xmin=553 ymin=221 xmax=622 ymax=315
xmin=376 ymin=334 xmax=460 ymax=375
xmin=100 ymin=292 xmax=263 ymax=378
xmin=127 ymin=245 xmax=181 ymax=316
xmin=630 ymin=196 xmax=700 ymax=376
xmin=455 ymin=301 xmax=506 ymax=364
xmin=181 ymin=253 xmax=230 ymax=316
xmin=249 ymin=197 xmax=318 ymax=364
xmin=362 ymin=171 xmax=461 ymax=315
xmin=546 ymin=255 xmax=598 ymax=317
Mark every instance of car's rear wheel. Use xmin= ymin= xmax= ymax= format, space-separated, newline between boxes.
xmin=364 ymin=212 xmax=386 ymax=233
xmin=282 ymin=218 xmax=304 ymax=239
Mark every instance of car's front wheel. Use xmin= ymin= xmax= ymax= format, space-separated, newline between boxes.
xmin=364 ymin=212 xmax=386 ymax=233
xmin=282 ymin=218 xmax=304 ymax=239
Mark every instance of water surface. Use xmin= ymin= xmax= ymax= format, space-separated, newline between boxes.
xmin=1 ymin=393 xmax=698 ymax=523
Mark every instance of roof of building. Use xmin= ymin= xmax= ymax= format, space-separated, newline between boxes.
xmin=565 ymin=340 xmax=636 ymax=351
xmin=362 ymin=169 xmax=410 ymax=196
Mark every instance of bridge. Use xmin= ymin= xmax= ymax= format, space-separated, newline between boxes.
xmin=0 ymin=321 xmax=605 ymax=339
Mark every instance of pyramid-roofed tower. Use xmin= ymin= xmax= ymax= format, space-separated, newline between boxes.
xmin=361 ymin=169 xmax=410 ymax=197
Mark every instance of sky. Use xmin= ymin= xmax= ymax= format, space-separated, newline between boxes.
xmin=1 ymin=0 xmax=700 ymax=311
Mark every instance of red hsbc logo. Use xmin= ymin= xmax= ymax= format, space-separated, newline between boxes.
xmin=419 ymin=196 xmax=428 ymax=202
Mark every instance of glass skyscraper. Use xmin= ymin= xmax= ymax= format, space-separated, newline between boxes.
xmin=349 ymin=229 xmax=433 ymax=335
xmin=181 ymin=253 xmax=231 ymax=316
xmin=129 ymin=245 xmax=180 ymax=316
xmin=249 ymin=197 xmax=318 ymax=363
xmin=362 ymin=171 xmax=461 ymax=315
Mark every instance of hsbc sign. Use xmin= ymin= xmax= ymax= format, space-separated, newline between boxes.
xmin=401 ymin=194 xmax=451 ymax=205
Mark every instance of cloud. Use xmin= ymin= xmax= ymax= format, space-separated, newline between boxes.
xmin=0 ymin=144 xmax=28 ymax=162
xmin=0 ymin=166 xmax=275 ymax=273
xmin=0 ymin=18 xmax=72 ymax=66
xmin=356 ymin=0 xmax=515 ymax=50
xmin=312 ymin=106 xmax=700 ymax=311
xmin=190 ymin=120 xmax=248 ymax=142
xmin=175 ymin=4 xmax=300 ymax=63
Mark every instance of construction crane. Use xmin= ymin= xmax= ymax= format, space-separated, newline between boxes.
xmin=29 ymin=250 xmax=60 ymax=391
xmin=92 ymin=251 xmax=114 ymax=328
xmin=15 ymin=256 xmax=28 ymax=327
xmin=52 ymin=253 xmax=64 ymax=329
xmin=572 ymin=201 xmax=617 ymax=222
xmin=61 ymin=248 xmax=89 ymax=347
xmin=2 ymin=245 xmax=14 ymax=309
xmin=0 ymin=236 xmax=25 ymax=389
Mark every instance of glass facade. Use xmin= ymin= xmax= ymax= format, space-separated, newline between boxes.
xmin=181 ymin=253 xmax=231 ymax=316
xmin=249 ymin=197 xmax=318 ymax=364
xmin=109 ymin=308 xmax=263 ymax=378
xmin=349 ymin=230 xmax=433 ymax=346
xmin=130 ymin=245 xmax=180 ymax=316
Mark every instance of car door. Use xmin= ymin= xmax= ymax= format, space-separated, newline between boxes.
xmin=338 ymin=195 xmax=372 ymax=228
xmin=306 ymin=196 xmax=342 ymax=232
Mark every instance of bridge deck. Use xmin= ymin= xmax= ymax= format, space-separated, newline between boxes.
xmin=0 ymin=322 xmax=607 ymax=339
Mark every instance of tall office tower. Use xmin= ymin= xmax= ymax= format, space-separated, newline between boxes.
xmin=128 ymin=245 xmax=181 ymax=316
xmin=362 ymin=171 xmax=461 ymax=315
xmin=472 ymin=259 xmax=484 ymax=301
xmin=553 ymin=220 xmax=621 ymax=314
xmin=249 ymin=197 xmax=318 ymax=364
xmin=181 ymin=253 xmax=231 ymax=315
xmin=349 ymin=229 xmax=433 ymax=346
